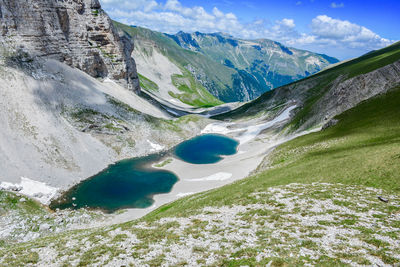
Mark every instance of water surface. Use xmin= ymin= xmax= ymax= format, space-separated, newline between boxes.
xmin=50 ymin=134 xmax=239 ymax=213
xmin=174 ymin=134 xmax=239 ymax=164
xmin=50 ymin=153 xmax=177 ymax=213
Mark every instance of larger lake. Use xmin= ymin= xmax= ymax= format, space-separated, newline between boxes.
xmin=50 ymin=134 xmax=239 ymax=213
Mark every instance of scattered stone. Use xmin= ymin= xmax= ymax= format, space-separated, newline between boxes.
xmin=322 ymin=118 xmax=339 ymax=130
xmin=39 ymin=223 xmax=51 ymax=231
xmin=378 ymin=196 xmax=389 ymax=203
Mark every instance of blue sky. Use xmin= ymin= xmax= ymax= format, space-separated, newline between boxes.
xmin=100 ymin=0 xmax=399 ymax=60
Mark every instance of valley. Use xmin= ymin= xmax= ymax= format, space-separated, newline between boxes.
xmin=0 ymin=0 xmax=399 ymax=266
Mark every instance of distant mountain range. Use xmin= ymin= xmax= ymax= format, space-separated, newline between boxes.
xmin=114 ymin=22 xmax=338 ymax=105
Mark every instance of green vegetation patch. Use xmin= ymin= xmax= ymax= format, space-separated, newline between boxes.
xmin=154 ymin=158 xmax=173 ymax=168
xmin=138 ymin=73 xmax=159 ymax=92
xmin=169 ymin=68 xmax=223 ymax=107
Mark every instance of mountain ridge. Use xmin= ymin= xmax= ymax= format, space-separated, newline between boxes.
xmin=115 ymin=23 xmax=338 ymax=104
xmin=167 ymin=30 xmax=339 ymax=99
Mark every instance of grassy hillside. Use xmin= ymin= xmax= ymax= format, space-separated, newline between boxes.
xmin=146 ymin=85 xmax=400 ymax=219
xmin=1 ymin=85 xmax=399 ymax=266
xmin=216 ymin=41 xmax=400 ymax=131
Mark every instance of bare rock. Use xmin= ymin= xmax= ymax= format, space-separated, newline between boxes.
xmin=322 ymin=118 xmax=339 ymax=130
xmin=0 ymin=0 xmax=140 ymax=91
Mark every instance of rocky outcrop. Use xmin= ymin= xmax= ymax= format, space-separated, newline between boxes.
xmin=0 ymin=0 xmax=139 ymax=91
xmin=317 ymin=60 xmax=400 ymax=124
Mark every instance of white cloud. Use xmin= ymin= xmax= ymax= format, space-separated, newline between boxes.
xmin=310 ymin=15 xmax=391 ymax=48
xmin=99 ymin=0 xmax=395 ymax=59
xmin=280 ymin=18 xmax=295 ymax=28
xmin=330 ymin=2 xmax=344 ymax=8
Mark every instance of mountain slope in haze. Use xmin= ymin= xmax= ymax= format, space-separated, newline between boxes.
xmin=114 ymin=23 xmax=338 ymax=104
xmin=2 ymin=46 xmax=400 ymax=266
xmin=216 ymin=41 xmax=400 ymax=132
xmin=168 ymin=31 xmax=339 ymax=99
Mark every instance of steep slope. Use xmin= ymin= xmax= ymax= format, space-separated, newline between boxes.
xmin=216 ymin=41 xmax=400 ymax=132
xmin=0 ymin=57 xmax=208 ymax=190
xmin=0 ymin=0 xmax=139 ymax=90
xmin=1 ymin=73 xmax=400 ymax=266
xmin=113 ymin=23 xmax=239 ymax=105
xmin=0 ymin=0 xmax=210 ymax=192
xmin=168 ymin=31 xmax=339 ymax=99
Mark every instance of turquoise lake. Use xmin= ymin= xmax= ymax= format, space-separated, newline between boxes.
xmin=174 ymin=134 xmax=239 ymax=164
xmin=50 ymin=134 xmax=239 ymax=213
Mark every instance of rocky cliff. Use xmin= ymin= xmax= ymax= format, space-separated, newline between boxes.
xmin=0 ymin=0 xmax=139 ymax=91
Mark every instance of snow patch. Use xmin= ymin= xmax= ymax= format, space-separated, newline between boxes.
xmin=201 ymin=122 xmax=235 ymax=135
xmin=0 ymin=177 xmax=58 ymax=205
xmin=147 ymin=140 xmax=165 ymax=152
xmin=166 ymin=108 xmax=180 ymax=116
xmin=201 ymin=105 xmax=297 ymax=144
xmin=188 ymin=172 xmax=232 ymax=182
xmin=103 ymin=78 xmax=117 ymax=84
xmin=236 ymin=105 xmax=297 ymax=144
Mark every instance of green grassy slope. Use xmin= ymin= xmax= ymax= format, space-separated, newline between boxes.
xmin=146 ymin=85 xmax=400 ymax=220
xmin=216 ymin=41 xmax=400 ymax=128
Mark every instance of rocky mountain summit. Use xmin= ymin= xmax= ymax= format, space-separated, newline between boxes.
xmin=0 ymin=0 xmax=139 ymax=91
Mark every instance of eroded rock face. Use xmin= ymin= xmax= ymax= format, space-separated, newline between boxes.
xmin=0 ymin=0 xmax=139 ymax=91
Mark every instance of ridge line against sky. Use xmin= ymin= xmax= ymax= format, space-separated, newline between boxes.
xmin=100 ymin=0 xmax=399 ymax=60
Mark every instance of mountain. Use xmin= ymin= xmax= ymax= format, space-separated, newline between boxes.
xmin=113 ymin=23 xmax=338 ymax=105
xmin=113 ymin=23 xmax=224 ymax=108
xmin=0 ymin=0 xmax=209 ymax=190
xmin=1 ymin=42 xmax=400 ymax=266
xmin=168 ymin=31 xmax=339 ymax=99
xmin=216 ymin=41 xmax=400 ymax=132
xmin=0 ymin=0 xmax=139 ymax=90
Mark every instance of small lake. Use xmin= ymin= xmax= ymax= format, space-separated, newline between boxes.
xmin=174 ymin=134 xmax=239 ymax=164
xmin=50 ymin=134 xmax=239 ymax=213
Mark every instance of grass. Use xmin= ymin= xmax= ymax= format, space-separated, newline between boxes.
xmin=216 ymin=41 xmax=400 ymax=127
xmin=1 ymin=44 xmax=400 ymax=265
xmin=138 ymin=73 xmax=159 ymax=92
xmin=1 ymin=85 xmax=399 ymax=264
xmin=154 ymin=158 xmax=173 ymax=168
xmin=145 ymin=86 xmax=400 ymax=220
xmin=169 ymin=68 xmax=223 ymax=107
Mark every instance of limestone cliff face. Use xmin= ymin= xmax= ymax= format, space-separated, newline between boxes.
xmin=0 ymin=0 xmax=139 ymax=91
